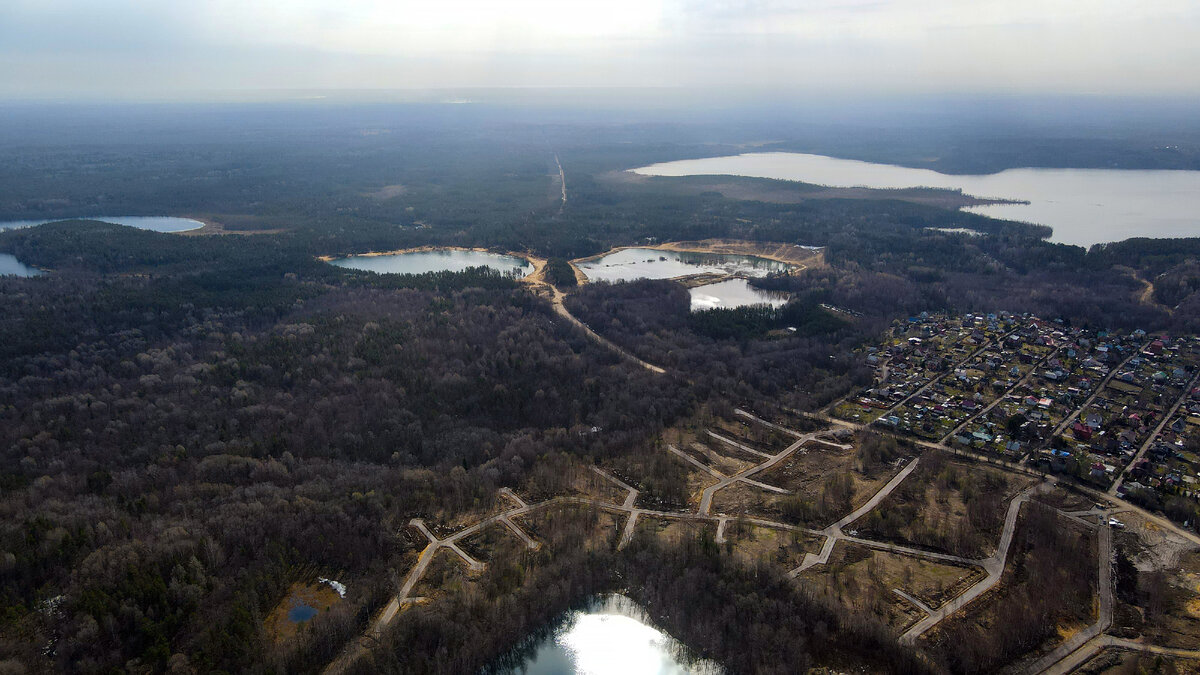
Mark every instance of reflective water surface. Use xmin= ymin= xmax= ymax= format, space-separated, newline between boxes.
xmin=496 ymin=594 xmax=721 ymax=675
xmin=577 ymin=248 xmax=791 ymax=283
xmin=0 ymin=253 xmax=40 ymax=277
xmin=0 ymin=216 xmax=205 ymax=233
xmin=633 ymin=152 xmax=1200 ymax=247
xmin=689 ymin=278 xmax=789 ymax=311
xmin=327 ymin=249 xmax=533 ymax=275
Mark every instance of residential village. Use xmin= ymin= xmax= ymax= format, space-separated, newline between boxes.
xmin=833 ymin=312 xmax=1200 ymax=529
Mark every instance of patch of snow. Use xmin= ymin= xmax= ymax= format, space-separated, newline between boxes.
xmin=319 ymin=577 xmax=347 ymax=598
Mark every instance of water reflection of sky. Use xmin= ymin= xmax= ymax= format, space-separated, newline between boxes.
xmin=328 ymin=249 xmax=533 ymax=276
xmin=577 ymin=248 xmax=790 ymax=284
xmin=507 ymin=595 xmax=722 ymax=675
xmin=0 ymin=253 xmax=40 ymax=277
xmin=633 ymin=152 xmax=1200 ymax=247
xmin=0 ymin=216 xmax=204 ymax=233
xmin=689 ymin=278 xmax=788 ymax=312
xmin=558 ymin=612 xmax=691 ymax=675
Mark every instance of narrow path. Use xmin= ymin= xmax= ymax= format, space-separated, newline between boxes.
xmin=547 ymin=283 xmax=665 ymax=373
xmin=1110 ymin=368 xmax=1200 ymax=495
xmin=706 ymin=430 xmax=773 ymax=459
xmin=734 ymin=408 xmax=801 ymax=438
xmin=554 ymin=153 xmax=567 ymax=209
xmin=894 ymin=588 xmax=935 ymax=616
xmin=500 ymin=515 xmax=540 ymax=550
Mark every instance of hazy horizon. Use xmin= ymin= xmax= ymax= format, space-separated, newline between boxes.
xmin=3 ymin=0 xmax=1200 ymax=101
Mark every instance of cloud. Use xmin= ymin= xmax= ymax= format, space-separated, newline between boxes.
xmin=1 ymin=0 xmax=1198 ymax=98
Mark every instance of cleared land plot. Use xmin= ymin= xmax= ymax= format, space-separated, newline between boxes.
xmin=712 ymin=442 xmax=902 ymax=528
xmin=1117 ymin=547 xmax=1200 ymax=650
xmin=264 ymin=581 xmax=344 ymax=644
xmin=1078 ymin=649 xmax=1200 ymax=674
xmin=514 ymin=503 xmax=626 ymax=551
xmin=677 ymin=439 xmax=759 ymax=476
xmin=725 ymin=521 xmax=825 ymax=569
xmin=921 ymin=505 xmax=1098 ymax=674
xmin=856 ymin=452 xmax=1038 ymax=558
xmin=635 ymin=516 xmax=716 ymax=545
xmin=412 ymin=547 xmax=478 ymax=599
xmin=800 ymin=541 xmax=984 ymax=632
xmin=710 ymin=416 xmax=794 ymax=454
xmin=458 ymin=522 xmax=532 ymax=564
xmin=1031 ymin=486 xmax=1097 ymax=512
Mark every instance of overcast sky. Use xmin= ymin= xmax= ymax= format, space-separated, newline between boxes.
xmin=2 ymin=0 xmax=1199 ymax=100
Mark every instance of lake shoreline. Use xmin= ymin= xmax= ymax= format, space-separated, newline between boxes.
xmin=631 ymin=152 xmax=1200 ymax=247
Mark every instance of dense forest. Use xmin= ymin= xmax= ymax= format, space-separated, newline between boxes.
xmin=1 ymin=103 xmax=1199 ymax=673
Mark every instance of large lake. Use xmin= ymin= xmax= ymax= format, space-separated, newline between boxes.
xmin=0 ymin=253 xmax=40 ymax=277
xmin=577 ymin=248 xmax=791 ymax=284
xmin=494 ymin=594 xmax=720 ymax=675
xmin=327 ymin=249 xmax=533 ymax=276
xmin=0 ymin=216 xmax=205 ymax=233
xmin=632 ymin=153 xmax=1200 ymax=248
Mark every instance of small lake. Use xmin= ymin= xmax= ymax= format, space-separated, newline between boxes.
xmin=0 ymin=254 xmax=40 ymax=277
xmin=577 ymin=248 xmax=791 ymax=284
xmin=632 ymin=152 xmax=1200 ymax=248
xmin=0 ymin=216 xmax=205 ymax=233
xmin=287 ymin=603 xmax=318 ymax=623
xmin=327 ymin=249 xmax=534 ymax=276
xmin=495 ymin=594 xmax=721 ymax=675
xmin=690 ymin=279 xmax=789 ymax=312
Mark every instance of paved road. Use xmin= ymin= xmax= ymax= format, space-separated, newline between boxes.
xmin=1022 ymin=521 xmax=1112 ymax=674
xmin=807 ymin=410 xmax=1200 ymax=550
xmin=669 ymin=444 xmax=789 ymax=494
xmin=790 ymin=458 xmax=924 ymax=575
xmin=1040 ymin=635 xmax=1200 ymax=675
xmin=698 ymin=434 xmax=810 ymax=514
xmin=1110 ymin=368 xmax=1200 ymax=495
xmin=900 ymin=485 xmax=1036 ymax=643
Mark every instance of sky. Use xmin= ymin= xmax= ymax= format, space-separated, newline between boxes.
xmin=2 ymin=0 xmax=1199 ymax=100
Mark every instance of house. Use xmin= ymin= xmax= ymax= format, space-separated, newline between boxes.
xmin=1090 ymin=462 xmax=1108 ymax=479
xmin=1072 ymin=422 xmax=1093 ymax=441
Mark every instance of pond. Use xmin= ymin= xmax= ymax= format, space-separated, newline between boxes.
xmin=287 ymin=603 xmax=318 ymax=623
xmin=494 ymin=594 xmax=721 ymax=675
xmin=0 ymin=253 xmax=40 ymax=277
xmin=576 ymin=248 xmax=791 ymax=284
xmin=0 ymin=216 xmax=205 ymax=233
xmin=631 ymin=152 xmax=1200 ymax=248
xmin=327 ymin=249 xmax=534 ymax=276
xmin=689 ymin=278 xmax=789 ymax=312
